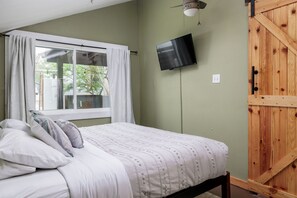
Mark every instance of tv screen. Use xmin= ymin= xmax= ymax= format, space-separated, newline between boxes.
xmin=156 ymin=34 xmax=197 ymax=71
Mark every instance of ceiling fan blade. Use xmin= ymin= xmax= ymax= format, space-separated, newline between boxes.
xmin=171 ymin=4 xmax=183 ymax=8
xmin=198 ymin=1 xmax=207 ymax=9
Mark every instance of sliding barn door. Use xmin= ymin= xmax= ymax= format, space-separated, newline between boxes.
xmin=248 ymin=0 xmax=297 ymax=197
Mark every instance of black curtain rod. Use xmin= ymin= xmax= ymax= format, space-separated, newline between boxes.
xmin=0 ymin=33 xmax=138 ymax=55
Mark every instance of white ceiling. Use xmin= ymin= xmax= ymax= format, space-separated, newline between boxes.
xmin=0 ymin=0 xmax=132 ymax=33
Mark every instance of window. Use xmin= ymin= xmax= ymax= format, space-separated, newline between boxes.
xmin=35 ymin=43 xmax=110 ymax=119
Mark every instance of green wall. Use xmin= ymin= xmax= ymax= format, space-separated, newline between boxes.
xmin=0 ymin=0 xmax=250 ymax=180
xmin=72 ymin=117 xmax=111 ymax=127
xmin=138 ymin=0 xmax=249 ymax=180
xmin=0 ymin=1 xmax=140 ymax=126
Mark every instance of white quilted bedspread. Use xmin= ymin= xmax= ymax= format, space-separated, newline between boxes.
xmin=80 ymin=123 xmax=228 ymax=198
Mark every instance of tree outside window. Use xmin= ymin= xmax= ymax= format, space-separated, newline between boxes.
xmin=35 ymin=47 xmax=109 ymax=111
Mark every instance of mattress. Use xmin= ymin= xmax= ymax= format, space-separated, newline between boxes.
xmin=81 ymin=122 xmax=228 ymax=198
xmin=0 ymin=169 xmax=69 ymax=198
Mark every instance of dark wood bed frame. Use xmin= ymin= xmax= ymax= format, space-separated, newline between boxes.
xmin=167 ymin=171 xmax=231 ymax=198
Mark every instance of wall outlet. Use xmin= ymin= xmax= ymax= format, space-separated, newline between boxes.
xmin=212 ymin=74 xmax=221 ymax=84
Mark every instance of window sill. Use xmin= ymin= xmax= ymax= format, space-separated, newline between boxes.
xmin=41 ymin=108 xmax=111 ymax=121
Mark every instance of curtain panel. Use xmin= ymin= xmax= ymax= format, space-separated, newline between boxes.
xmin=107 ymin=48 xmax=135 ymax=123
xmin=5 ymin=35 xmax=35 ymax=122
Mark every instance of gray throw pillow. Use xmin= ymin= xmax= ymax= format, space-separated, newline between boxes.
xmin=29 ymin=110 xmax=44 ymax=117
xmin=29 ymin=118 xmax=72 ymax=157
xmin=32 ymin=116 xmax=74 ymax=157
xmin=56 ymin=120 xmax=84 ymax=149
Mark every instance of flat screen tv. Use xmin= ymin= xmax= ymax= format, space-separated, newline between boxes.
xmin=156 ymin=34 xmax=197 ymax=71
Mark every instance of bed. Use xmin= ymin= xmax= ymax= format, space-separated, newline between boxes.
xmin=0 ymin=121 xmax=230 ymax=198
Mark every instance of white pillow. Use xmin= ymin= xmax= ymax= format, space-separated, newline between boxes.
xmin=0 ymin=128 xmax=71 ymax=169
xmin=0 ymin=119 xmax=30 ymax=133
xmin=29 ymin=118 xmax=72 ymax=157
xmin=0 ymin=159 xmax=36 ymax=180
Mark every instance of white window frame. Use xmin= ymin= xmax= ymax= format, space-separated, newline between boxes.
xmin=35 ymin=42 xmax=109 ymax=120
xmin=7 ymin=30 xmax=128 ymax=121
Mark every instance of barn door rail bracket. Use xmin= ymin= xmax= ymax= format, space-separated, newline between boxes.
xmin=251 ymin=66 xmax=258 ymax=94
xmin=245 ymin=0 xmax=255 ymax=17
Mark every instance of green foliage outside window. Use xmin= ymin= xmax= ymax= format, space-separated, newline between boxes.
xmin=63 ymin=63 xmax=108 ymax=95
xmin=35 ymin=53 xmax=108 ymax=96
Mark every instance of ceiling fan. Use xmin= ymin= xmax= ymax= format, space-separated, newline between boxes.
xmin=172 ymin=0 xmax=207 ymax=17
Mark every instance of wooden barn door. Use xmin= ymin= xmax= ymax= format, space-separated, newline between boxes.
xmin=248 ymin=0 xmax=297 ymax=197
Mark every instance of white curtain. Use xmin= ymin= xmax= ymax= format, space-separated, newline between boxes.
xmin=5 ymin=35 xmax=35 ymax=122
xmin=107 ymin=48 xmax=135 ymax=123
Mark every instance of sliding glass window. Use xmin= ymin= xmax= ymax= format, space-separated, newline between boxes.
xmin=35 ymin=46 xmax=109 ymax=111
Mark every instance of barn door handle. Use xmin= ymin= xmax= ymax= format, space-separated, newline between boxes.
xmin=245 ymin=0 xmax=255 ymax=17
xmin=251 ymin=66 xmax=258 ymax=94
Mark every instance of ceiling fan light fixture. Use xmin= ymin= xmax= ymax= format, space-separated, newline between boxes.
xmin=183 ymin=1 xmax=199 ymax=17
xmin=171 ymin=0 xmax=206 ymax=17
xmin=184 ymin=8 xmax=198 ymax=17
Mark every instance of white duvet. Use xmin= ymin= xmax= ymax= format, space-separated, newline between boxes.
xmin=0 ymin=169 xmax=69 ymax=198
xmin=58 ymin=142 xmax=133 ymax=198
xmin=80 ymin=122 xmax=228 ymax=198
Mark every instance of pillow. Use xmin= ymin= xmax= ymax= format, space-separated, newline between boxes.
xmin=33 ymin=116 xmax=74 ymax=156
xmin=29 ymin=110 xmax=44 ymax=116
xmin=0 ymin=128 xmax=71 ymax=169
xmin=29 ymin=118 xmax=72 ymax=157
xmin=0 ymin=159 xmax=36 ymax=180
xmin=56 ymin=120 xmax=84 ymax=148
xmin=0 ymin=119 xmax=30 ymax=133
